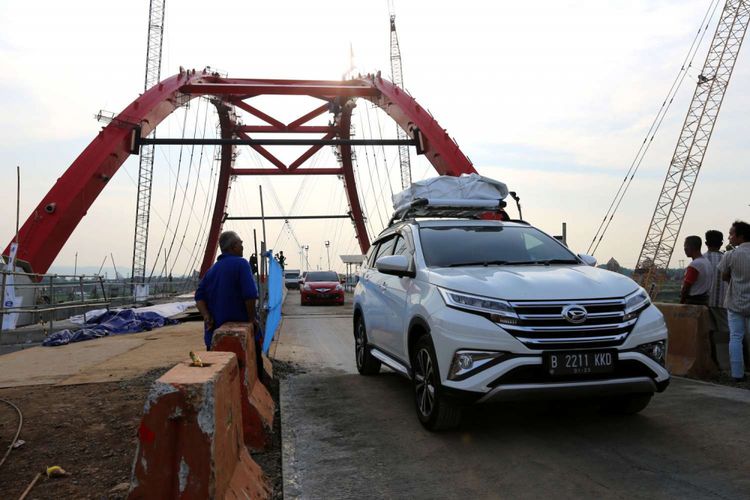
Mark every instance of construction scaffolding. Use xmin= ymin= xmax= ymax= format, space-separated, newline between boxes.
xmin=635 ymin=0 xmax=750 ymax=296
xmin=131 ymin=0 xmax=167 ymax=286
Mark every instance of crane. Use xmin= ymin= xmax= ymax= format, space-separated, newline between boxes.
xmin=131 ymin=0 xmax=167 ymax=285
xmin=389 ymin=1 xmax=412 ymax=189
xmin=635 ymin=0 xmax=750 ymax=297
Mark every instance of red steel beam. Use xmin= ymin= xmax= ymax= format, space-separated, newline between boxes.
xmin=288 ymin=132 xmax=335 ymax=170
xmin=363 ymin=74 xmax=476 ymax=176
xmin=236 ymin=125 xmax=333 ymax=134
xmin=231 ymin=100 xmax=285 ymax=129
xmin=236 ymin=131 xmax=287 ymax=170
xmin=232 ymin=168 xmax=343 ymax=176
xmin=181 ymin=83 xmax=379 ymax=97
xmin=338 ymin=103 xmax=370 ymax=254
xmin=200 ymin=103 xmax=238 ymax=277
xmin=287 ymin=103 xmax=330 ymax=129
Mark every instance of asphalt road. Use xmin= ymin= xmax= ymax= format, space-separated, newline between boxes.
xmin=275 ymin=291 xmax=750 ymax=500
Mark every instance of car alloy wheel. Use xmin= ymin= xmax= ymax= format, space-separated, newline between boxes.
xmin=354 ymin=316 xmax=380 ymax=375
xmin=414 ymin=347 xmax=436 ymax=418
xmin=355 ymin=320 xmax=366 ymax=368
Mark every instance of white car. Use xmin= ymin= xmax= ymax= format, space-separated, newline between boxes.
xmin=353 ymin=217 xmax=670 ymax=431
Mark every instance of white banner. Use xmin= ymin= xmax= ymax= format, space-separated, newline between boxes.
xmin=2 ymin=242 xmax=22 ymax=330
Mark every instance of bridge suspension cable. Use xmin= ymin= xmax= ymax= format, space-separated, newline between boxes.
xmin=587 ymin=0 xmax=723 ymax=257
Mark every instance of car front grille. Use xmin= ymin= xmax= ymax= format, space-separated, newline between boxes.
xmin=504 ymin=298 xmax=633 ymax=349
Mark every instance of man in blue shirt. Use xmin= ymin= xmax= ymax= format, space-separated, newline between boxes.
xmin=195 ymin=231 xmax=258 ymax=350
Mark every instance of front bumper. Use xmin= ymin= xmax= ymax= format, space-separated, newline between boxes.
xmin=478 ymin=376 xmax=669 ymax=403
xmin=428 ymin=303 xmax=670 ymax=400
xmin=301 ymin=291 xmax=344 ymax=303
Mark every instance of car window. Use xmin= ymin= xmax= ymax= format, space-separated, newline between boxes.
xmin=305 ymin=271 xmax=339 ymax=282
xmin=372 ymin=235 xmax=396 ymax=264
xmin=419 ymin=225 xmax=578 ymax=267
xmin=365 ymin=243 xmax=379 ymax=268
xmin=392 ymin=236 xmax=411 ymax=257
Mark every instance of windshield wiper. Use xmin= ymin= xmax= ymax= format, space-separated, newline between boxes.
xmin=503 ymin=259 xmax=580 ymax=266
xmin=447 ymin=260 xmax=510 ymax=267
xmin=446 ymin=258 xmax=579 ymax=267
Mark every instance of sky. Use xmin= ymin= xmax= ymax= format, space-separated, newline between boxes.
xmin=1 ymin=0 xmax=749 ymax=276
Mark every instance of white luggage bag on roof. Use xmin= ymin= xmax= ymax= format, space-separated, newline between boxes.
xmin=391 ymin=173 xmax=509 ymax=217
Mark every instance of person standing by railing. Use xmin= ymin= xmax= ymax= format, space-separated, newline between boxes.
xmin=195 ymin=231 xmax=258 ymax=350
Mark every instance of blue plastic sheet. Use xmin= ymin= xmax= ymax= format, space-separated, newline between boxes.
xmin=43 ymin=309 xmax=178 ymax=346
xmin=263 ymin=253 xmax=283 ymax=354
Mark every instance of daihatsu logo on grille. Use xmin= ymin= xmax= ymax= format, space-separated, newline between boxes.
xmin=562 ymin=304 xmax=588 ymax=324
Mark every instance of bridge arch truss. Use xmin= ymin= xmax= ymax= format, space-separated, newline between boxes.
xmin=3 ymin=69 xmax=477 ymax=277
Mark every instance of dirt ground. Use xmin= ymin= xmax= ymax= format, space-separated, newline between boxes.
xmin=0 ymin=361 xmax=293 ymax=499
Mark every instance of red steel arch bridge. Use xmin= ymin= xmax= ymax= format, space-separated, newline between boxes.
xmin=2 ymin=69 xmax=478 ymax=278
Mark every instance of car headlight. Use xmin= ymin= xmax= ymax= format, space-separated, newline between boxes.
xmin=438 ymin=288 xmax=519 ymax=325
xmin=336 ymin=284 xmax=343 ymax=291
xmin=303 ymin=284 xmax=312 ymax=291
xmin=623 ymin=288 xmax=651 ymax=320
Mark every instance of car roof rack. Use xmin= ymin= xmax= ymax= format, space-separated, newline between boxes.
xmin=388 ymin=198 xmax=509 ymax=226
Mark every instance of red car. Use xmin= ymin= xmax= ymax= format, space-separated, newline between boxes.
xmin=300 ymin=271 xmax=345 ymax=306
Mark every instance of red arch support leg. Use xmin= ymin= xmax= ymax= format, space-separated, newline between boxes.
xmin=200 ymin=102 xmax=238 ymax=277
xmin=337 ymin=101 xmax=370 ymax=255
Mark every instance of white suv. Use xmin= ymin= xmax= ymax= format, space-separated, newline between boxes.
xmin=353 ymin=217 xmax=670 ymax=430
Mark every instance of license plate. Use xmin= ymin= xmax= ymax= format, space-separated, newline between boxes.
xmin=544 ymin=350 xmax=616 ymax=376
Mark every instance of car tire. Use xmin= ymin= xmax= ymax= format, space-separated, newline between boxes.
xmin=354 ymin=316 xmax=381 ymax=375
xmin=412 ymin=335 xmax=462 ymax=431
xmin=600 ymin=393 xmax=653 ymax=415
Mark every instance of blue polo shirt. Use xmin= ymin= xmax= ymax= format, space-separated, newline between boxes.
xmin=195 ymin=253 xmax=258 ymax=348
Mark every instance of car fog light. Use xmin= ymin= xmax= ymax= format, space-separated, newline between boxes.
xmin=448 ymin=350 xmax=506 ymax=380
xmin=637 ymin=340 xmax=666 ymax=366
xmin=457 ymin=354 xmax=473 ymax=370
xmin=651 ymin=343 xmax=665 ymax=361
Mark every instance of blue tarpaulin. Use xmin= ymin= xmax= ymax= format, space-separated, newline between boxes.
xmin=263 ymin=253 xmax=283 ymax=354
xmin=43 ymin=309 xmax=178 ymax=346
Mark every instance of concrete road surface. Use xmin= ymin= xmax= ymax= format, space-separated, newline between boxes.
xmin=275 ymin=291 xmax=750 ymax=499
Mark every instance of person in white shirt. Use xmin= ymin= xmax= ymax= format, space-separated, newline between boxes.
xmin=680 ymin=235 xmax=714 ymax=306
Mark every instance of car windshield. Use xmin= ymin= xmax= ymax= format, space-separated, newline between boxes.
xmin=306 ymin=271 xmax=339 ymax=282
xmin=419 ymin=225 xmax=579 ymax=267
xmin=284 ymin=273 xmax=298 ymax=279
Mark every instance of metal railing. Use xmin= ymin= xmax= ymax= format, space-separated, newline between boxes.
xmin=0 ymin=269 xmax=198 ymax=334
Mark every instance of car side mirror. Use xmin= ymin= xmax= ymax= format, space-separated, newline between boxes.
xmin=376 ymin=255 xmax=414 ymax=277
xmin=578 ymin=254 xmax=597 ymax=267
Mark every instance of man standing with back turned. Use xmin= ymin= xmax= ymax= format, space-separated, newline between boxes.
xmin=718 ymin=220 xmax=750 ymax=382
xmin=195 ymin=231 xmax=258 ymax=350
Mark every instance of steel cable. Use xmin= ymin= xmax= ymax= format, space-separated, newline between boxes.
xmin=587 ymin=0 xmax=723 ymax=255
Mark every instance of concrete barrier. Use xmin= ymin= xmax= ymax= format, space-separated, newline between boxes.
xmin=655 ymin=303 xmax=718 ymax=378
xmin=211 ymin=323 xmax=275 ymax=451
xmin=129 ymin=351 xmax=270 ymax=499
